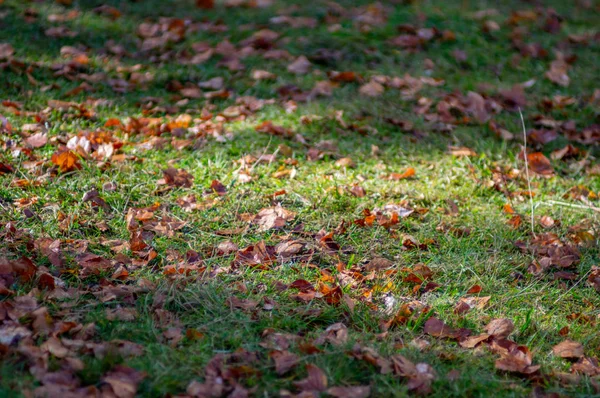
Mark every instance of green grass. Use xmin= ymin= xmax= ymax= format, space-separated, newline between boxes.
xmin=0 ymin=0 xmax=599 ymax=396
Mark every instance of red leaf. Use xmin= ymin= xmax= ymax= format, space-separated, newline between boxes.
xmin=196 ymin=0 xmax=214 ymax=9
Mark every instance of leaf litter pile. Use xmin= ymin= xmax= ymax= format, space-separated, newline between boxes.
xmin=0 ymin=0 xmax=599 ymax=396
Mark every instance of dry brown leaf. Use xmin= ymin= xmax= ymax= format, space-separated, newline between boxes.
xmin=359 ymin=81 xmax=385 ymax=97
xmin=552 ymin=340 xmax=584 ymax=359
xmin=252 ymin=205 xmax=295 ymax=232
xmin=270 ymin=350 xmax=299 ymax=375
xmin=0 ymin=43 xmax=14 ymax=60
xmin=294 ymin=364 xmax=328 ymax=393
xmin=365 ymin=257 xmax=393 ymax=271
xmin=545 ymin=58 xmax=570 ymax=87
xmin=448 ymin=146 xmax=477 ymax=157
xmin=335 ymin=157 xmax=356 ymax=168
xmin=485 ymin=318 xmax=514 ymax=339
xmin=26 ymin=132 xmax=48 ymax=148
xmin=527 ymin=152 xmax=554 ymax=176
xmin=102 ymin=366 xmax=146 ymax=398
xmin=287 ymin=56 xmax=312 ymax=75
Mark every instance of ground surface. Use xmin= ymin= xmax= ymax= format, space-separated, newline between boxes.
xmin=0 ymin=0 xmax=599 ymax=397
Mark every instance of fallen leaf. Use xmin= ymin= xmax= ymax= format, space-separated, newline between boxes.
xmin=539 ymin=215 xmax=555 ymax=229
xmin=526 ymin=152 xmax=554 ymax=176
xmin=552 ymin=340 xmax=584 ymax=359
xmin=252 ymin=205 xmax=295 ymax=231
xmin=26 ymin=132 xmax=48 ymax=148
xmin=294 ymin=364 xmax=328 ymax=393
xmin=335 ymin=157 xmax=356 ymax=168
xmin=389 ymin=167 xmax=415 ymax=180
xmin=359 ymin=81 xmax=384 ymax=97
xmin=365 ymin=257 xmax=393 ymax=271
xmin=159 ymin=167 xmax=194 ymax=188
xmin=0 ymin=43 xmax=14 ymax=60
xmin=315 ymin=323 xmax=348 ymax=346
xmin=448 ymin=146 xmax=477 ymax=157
xmin=391 ymin=355 xmax=436 ymax=395
xmin=51 ymin=150 xmax=81 ymax=172
xmin=270 ymin=350 xmax=298 ymax=375
xmin=485 ymin=318 xmax=514 ymax=339
xmin=423 ymin=317 xmax=456 ymax=339
xmin=494 ymin=343 xmax=540 ymax=375
xmin=571 ymin=356 xmax=600 ymax=376
xmin=546 ymin=58 xmax=570 ymax=87
xmin=102 ymin=366 xmax=146 ymax=398
xmin=287 ymin=56 xmax=312 ymax=74
xmin=196 ymin=0 xmax=215 ymax=8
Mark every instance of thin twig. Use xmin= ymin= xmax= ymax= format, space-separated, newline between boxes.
xmin=541 ymin=200 xmax=600 ymax=213
xmin=249 ymin=136 xmax=273 ymax=172
xmin=518 ymin=107 xmax=535 ymax=236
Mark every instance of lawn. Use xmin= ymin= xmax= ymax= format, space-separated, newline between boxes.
xmin=0 ymin=0 xmax=599 ymax=396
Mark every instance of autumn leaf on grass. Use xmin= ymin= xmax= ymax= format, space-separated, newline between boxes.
xmin=26 ymin=132 xmax=48 ymax=148
xmin=552 ymin=340 xmax=584 ymax=359
xmin=0 ymin=162 xmax=13 ymax=174
xmin=196 ymin=0 xmax=214 ymax=8
xmin=209 ymin=179 xmax=227 ymax=196
xmin=315 ymin=323 xmax=348 ymax=346
xmin=158 ymin=167 xmax=194 ymax=188
xmin=571 ymin=357 xmax=600 ymax=376
xmin=255 ymin=121 xmax=293 ymax=138
xmin=524 ymin=152 xmax=554 ymax=176
xmin=251 ymin=205 xmax=295 ymax=231
xmin=390 ymin=355 xmax=436 ymax=395
xmin=294 ymin=364 xmax=327 ymax=394
xmin=94 ymin=5 xmax=122 ymax=19
xmin=76 ymin=253 xmax=112 ymax=277
xmin=388 ymin=167 xmax=415 ymax=180
xmin=551 ymin=145 xmax=583 ymax=161
xmin=102 ymin=366 xmax=146 ymax=398
xmin=287 ymin=56 xmax=312 ymax=75
xmin=328 ymin=71 xmax=360 ymax=83
xmin=270 ymin=350 xmax=299 ymax=375
xmin=349 ymin=184 xmax=366 ymax=197
xmin=51 ymin=149 xmax=81 ymax=172
xmin=588 ymin=266 xmax=600 ymax=292
xmin=227 ymin=296 xmax=259 ymax=311
xmin=365 ymin=257 xmax=393 ymax=271
xmin=454 ymin=296 xmax=491 ymax=314
xmin=459 ymin=333 xmax=491 ymax=349
xmin=234 ymin=241 xmax=277 ymax=269
xmin=545 ymin=56 xmax=570 ymax=87
xmin=0 ymin=43 xmax=14 ymax=60
xmin=494 ymin=343 xmax=540 ymax=375
xmin=359 ymin=81 xmax=385 ymax=97
xmin=485 ymin=318 xmax=514 ymax=339
xmin=448 ymin=146 xmax=477 ymax=157
xmin=335 ymin=157 xmax=355 ymax=168
xmin=423 ymin=317 xmax=460 ymax=339
xmin=251 ymin=69 xmax=276 ymax=80
xmin=0 ymin=257 xmax=37 ymax=283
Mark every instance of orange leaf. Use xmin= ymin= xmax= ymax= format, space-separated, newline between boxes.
xmin=389 ymin=167 xmax=416 ymax=180
xmin=51 ymin=150 xmax=81 ymax=172
xmin=467 ymin=284 xmax=482 ymax=294
xmin=527 ymin=152 xmax=554 ymax=176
